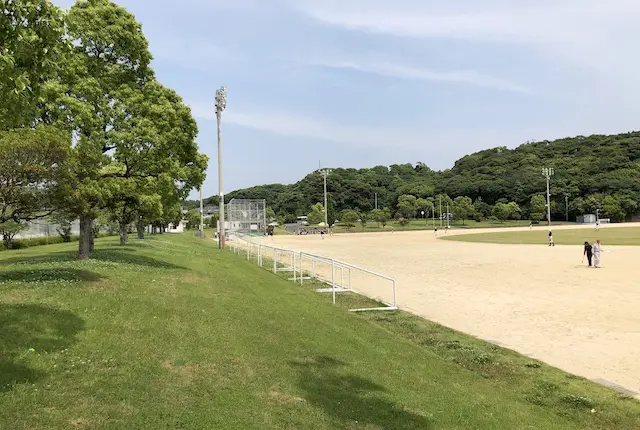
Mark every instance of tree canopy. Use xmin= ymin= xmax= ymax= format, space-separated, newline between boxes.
xmin=204 ymin=132 xmax=640 ymax=224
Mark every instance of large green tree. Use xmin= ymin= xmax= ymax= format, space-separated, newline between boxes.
xmin=530 ymin=195 xmax=546 ymax=221
xmin=43 ymin=0 xmax=206 ymax=257
xmin=1 ymin=0 xmax=67 ymax=129
xmin=307 ymin=203 xmax=324 ymax=225
xmin=0 ymin=126 xmax=70 ymax=248
xmin=452 ymin=196 xmax=475 ymax=225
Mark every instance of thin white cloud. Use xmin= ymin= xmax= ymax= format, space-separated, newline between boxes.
xmin=187 ymin=100 xmax=598 ymax=162
xmin=189 ymin=101 xmax=431 ymax=150
xmin=307 ymin=59 xmax=533 ymax=94
xmin=289 ymin=0 xmax=640 ymax=75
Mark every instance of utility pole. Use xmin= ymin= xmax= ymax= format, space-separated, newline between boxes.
xmin=215 ymin=85 xmax=227 ymax=248
xmin=320 ymin=169 xmax=331 ymax=226
xmin=542 ymin=167 xmax=554 ymax=230
xmin=446 ymin=202 xmax=450 ymax=229
xmin=565 ymin=194 xmax=569 ymax=222
xmin=432 ymin=203 xmax=435 ymax=229
xmin=439 ymin=196 xmax=443 ymax=228
xmin=200 ymin=187 xmax=204 ymax=239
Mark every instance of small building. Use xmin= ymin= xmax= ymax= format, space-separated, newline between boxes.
xmin=198 ymin=205 xmax=219 ymax=216
xmin=577 ymin=214 xmax=597 ymax=224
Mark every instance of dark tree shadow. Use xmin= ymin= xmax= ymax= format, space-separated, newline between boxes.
xmin=289 ymin=356 xmax=432 ymax=429
xmin=0 ymin=268 xmax=103 ymax=284
xmin=0 ymin=304 xmax=84 ymax=391
xmin=0 ymin=248 xmax=185 ymax=270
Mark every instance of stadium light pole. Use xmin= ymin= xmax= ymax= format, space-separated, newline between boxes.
xmin=215 ymin=85 xmax=227 ymax=248
xmin=439 ymin=196 xmax=443 ymax=228
xmin=446 ymin=202 xmax=450 ymax=229
xmin=542 ymin=167 xmax=554 ymax=229
xmin=432 ymin=203 xmax=435 ymax=229
xmin=320 ymin=169 xmax=331 ymax=227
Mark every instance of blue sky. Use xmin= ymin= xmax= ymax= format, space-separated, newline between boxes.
xmin=55 ymin=0 xmax=640 ymax=199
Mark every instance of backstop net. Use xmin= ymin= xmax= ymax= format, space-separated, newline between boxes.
xmin=227 ymin=199 xmax=267 ymax=238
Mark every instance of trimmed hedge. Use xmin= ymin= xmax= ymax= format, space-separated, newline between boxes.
xmin=1 ymin=232 xmax=115 ymax=251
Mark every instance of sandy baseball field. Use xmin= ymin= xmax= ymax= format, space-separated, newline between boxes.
xmin=264 ymin=224 xmax=640 ymax=398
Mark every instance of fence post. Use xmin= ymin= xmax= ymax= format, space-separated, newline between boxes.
xmin=259 ymin=245 xmax=262 ymax=267
xmin=340 ymin=266 xmax=344 ymax=289
xmin=392 ymin=280 xmax=397 ymax=308
xmin=293 ymin=253 xmax=297 ymax=282
xmin=300 ymin=253 xmax=304 ymax=285
xmin=332 ymin=259 xmax=336 ymax=304
xmin=312 ymin=260 xmax=316 ymax=279
xmin=273 ymin=249 xmax=277 ymax=274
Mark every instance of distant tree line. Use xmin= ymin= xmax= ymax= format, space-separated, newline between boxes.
xmin=1 ymin=0 xmax=207 ymax=256
xmin=198 ymin=133 xmax=640 ymax=225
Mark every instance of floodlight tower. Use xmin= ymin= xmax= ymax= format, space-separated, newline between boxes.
xmin=215 ymin=85 xmax=227 ymax=248
xmin=320 ymin=169 xmax=331 ymax=226
xmin=542 ymin=167 xmax=554 ymax=229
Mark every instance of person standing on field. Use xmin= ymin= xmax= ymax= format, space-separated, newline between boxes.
xmin=583 ymin=241 xmax=593 ymax=267
xmin=593 ymin=239 xmax=603 ymax=268
xmin=596 ymin=220 xmax=600 ymax=231
xmin=548 ymin=231 xmax=555 ymax=247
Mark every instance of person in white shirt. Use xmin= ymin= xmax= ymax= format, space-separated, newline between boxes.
xmin=593 ymin=239 xmax=603 ymax=268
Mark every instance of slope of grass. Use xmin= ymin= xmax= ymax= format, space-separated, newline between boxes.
xmin=1 ymin=234 xmax=639 ymax=429
xmin=442 ymin=226 xmax=640 ymax=245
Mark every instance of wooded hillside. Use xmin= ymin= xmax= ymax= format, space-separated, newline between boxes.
xmin=203 ymin=132 xmax=640 ymax=223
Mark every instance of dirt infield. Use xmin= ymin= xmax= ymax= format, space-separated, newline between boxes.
xmin=269 ymin=224 xmax=640 ymax=398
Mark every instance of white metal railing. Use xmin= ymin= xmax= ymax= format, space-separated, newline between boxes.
xmin=230 ymin=234 xmax=397 ymax=312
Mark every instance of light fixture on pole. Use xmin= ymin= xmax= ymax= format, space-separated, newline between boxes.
xmin=542 ymin=167 xmax=554 ymax=229
xmin=215 ymin=85 xmax=227 ymax=248
xmin=320 ymin=168 xmax=331 ymax=227
xmin=421 ymin=210 xmax=425 ymax=224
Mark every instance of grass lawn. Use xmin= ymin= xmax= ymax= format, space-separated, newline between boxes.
xmin=1 ymin=234 xmax=639 ymax=429
xmin=443 ymin=226 xmax=640 ymax=246
xmin=331 ymin=219 xmax=573 ymax=234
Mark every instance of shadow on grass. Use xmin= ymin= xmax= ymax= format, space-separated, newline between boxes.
xmin=0 ymin=268 xmax=104 ymax=284
xmin=290 ymin=356 xmax=431 ymax=429
xmin=0 ymin=304 xmax=84 ymax=392
xmin=0 ymin=248 xmax=186 ymax=270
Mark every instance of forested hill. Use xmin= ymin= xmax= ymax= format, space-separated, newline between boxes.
xmin=203 ymin=132 xmax=640 ymax=222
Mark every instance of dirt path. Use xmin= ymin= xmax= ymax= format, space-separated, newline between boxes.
xmin=269 ymin=226 xmax=640 ymax=398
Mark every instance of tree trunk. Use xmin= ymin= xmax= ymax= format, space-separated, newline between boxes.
xmin=78 ymin=215 xmax=93 ymax=260
xmin=119 ymin=222 xmax=129 ymax=245
xmin=2 ymin=232 xmax=13 ymax=250
xmin=137 ymin=218 xmax=145 ymax=240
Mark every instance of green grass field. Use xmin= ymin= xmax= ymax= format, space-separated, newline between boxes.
xmin=443 ymin=226 xmax=640 ymax=246
xmin=1 ymin=234 xmax=639 ymax=429
xmin=331 ymin=219 xmax=573 ymax=234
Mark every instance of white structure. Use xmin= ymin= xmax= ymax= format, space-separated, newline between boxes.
xmin=15 ymin=219 xmax=80 ymax=239
xmin=577 ymin=214 xmax=597 ymax=224
xmin=227 ymin=199 xmax=267 ymax=236
xmin=167 ymin=220 xmax=187 ymax=233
